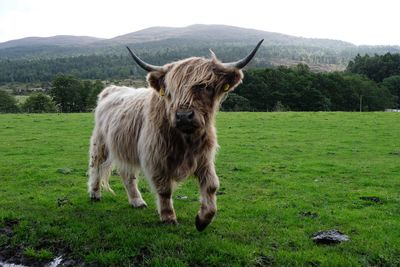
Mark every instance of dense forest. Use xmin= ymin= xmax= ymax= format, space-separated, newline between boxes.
xmin=0 ymin=45 xmax=345 ymax=83
xmin=347 ymin=53 xmax=400 ymax=82
xmin=3 ymin=46 xmax=400 ymax=84
xmin=0 ymin=53 xmax=399 ymax=113
xmin=229 ymin=53 xmax=400 ymax=111
xmin=228 ymin=64 xmax=395 ymax=111
xmin=0 ymin=54 xmax=140 ymax=83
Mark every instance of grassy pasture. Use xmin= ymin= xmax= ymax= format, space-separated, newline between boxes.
xmin=0 ymin=112 xmax=399 ymax=266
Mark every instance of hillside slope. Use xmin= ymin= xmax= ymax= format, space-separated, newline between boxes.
xmin=0 ymin=24 xmax=400 ymax=80
xmin=0 ymin=35 xmax=104 ymax=49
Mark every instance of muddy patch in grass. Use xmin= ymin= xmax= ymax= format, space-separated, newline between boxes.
xmin=0 ymin=218 xmax=19 ymax=237
xmin=253 ymin=254 xmax=274 ymax=267
xmin=388 ymin=150 xmax=400 ymax=156
xmin=56 ymin=197 xmax=71 ymax=207
xmin=0 ymin=245 xmax=79 ymax=267
xmin=359 ymin=196 xmax=383 ymax=204
xmin=131 ymin=246 xmax=151 ymax=266
xmin=0 ymin=219 xmax=80 ymax=267
xmin=56 ymin=168 xmax=73 ymax=175
xmin=299 ymin=211 xmax=319 ymax=218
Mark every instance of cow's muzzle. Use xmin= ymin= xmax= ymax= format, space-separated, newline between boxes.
xmin=175 ymin=109 xmax=198 ymax=134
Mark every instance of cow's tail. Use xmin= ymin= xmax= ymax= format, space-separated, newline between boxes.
xmin=98 ymin=161 xmax=115 ymax=195
xmin=101 ymin=174 xmax=115 ymax=195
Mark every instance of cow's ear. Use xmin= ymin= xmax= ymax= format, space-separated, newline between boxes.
xmin=147 ymin=70 xmax=166 ymax=92
xmin=229 ymin=70 xmax=243 ymax=87
xmin=221 ymin=70 xmax=243 ymax=93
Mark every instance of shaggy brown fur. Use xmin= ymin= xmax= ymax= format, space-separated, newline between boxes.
xmin=88 ymin=55 xmax=243 ymax=231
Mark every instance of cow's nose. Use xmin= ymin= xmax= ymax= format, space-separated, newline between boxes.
xmin=176 ymin=110 xmax=194 ymax=124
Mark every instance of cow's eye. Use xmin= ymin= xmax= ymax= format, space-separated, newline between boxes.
xmin=193 ymin=85 xmax=214 ymax=96
xmin=205 ymin=86 xmax=213 ymax=92
xmin=192 ymin=85 xmax=204 ymax=92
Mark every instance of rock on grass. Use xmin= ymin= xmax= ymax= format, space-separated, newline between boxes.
xmin=312 ymin=229 xmax=349 ymax=245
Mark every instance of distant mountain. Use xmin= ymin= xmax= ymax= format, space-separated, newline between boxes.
xmin=1 ymin=24 xmax=400 ymax=82
xmin=0 ymin=35 xmax=104 ymax=50
xmin=105 ymin=24 xmax=355 ymax=49
xmin=0 ymin=24 xmax=356 ymax=50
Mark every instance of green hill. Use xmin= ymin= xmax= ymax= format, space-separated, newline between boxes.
xmin=1 ymin=24 xmax=400 ymax=82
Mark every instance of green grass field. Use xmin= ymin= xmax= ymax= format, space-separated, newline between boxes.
xmin=0 ymin=112 xmax=399 ymax=266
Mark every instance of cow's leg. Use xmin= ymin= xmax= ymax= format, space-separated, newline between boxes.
xmin=195 ymin=165 xmax=220 ymax=231
xmin=88 ymin=132 xmax=110 ymax=201
xmin=120 ymin=171 xmax=147 ymax=208
xmin=154 ymin=178 xmax=177 ymax=224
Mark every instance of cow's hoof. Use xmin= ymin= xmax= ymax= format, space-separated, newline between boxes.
xmin=161 ymin=218 xmax=178 ymax=225
xmin=90 ymin=192 xmax=101 ymax=201
xmin=195 ymin=215 xmax=210 ymax=232
xmin=135 ymin=203 xmax=148 ymax=209
xmin=131 ymin=198 xmax=148 ymax=209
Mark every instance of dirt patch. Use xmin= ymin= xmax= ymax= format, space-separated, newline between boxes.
xmin=306 ymin=260 xmax=321 ymax=267
xmin=0 ymin=219 xmax=80 ymax=267
xmin=0 ymin=245 xmax=31 ymax=267
xmin=131 ymin=246 xmax=151 ymax=266
xmin=0 ymin=245 xmax=80 ymax=267
xmin=299 ymin=211 xmax=319 ymax=218
xmin=0 ymin=219 xmax=19 ymax=237
xmin=56 ymin=168 xmax=73 ymax=175
xmin=57 ymin=197 xmax=71 ymax=207
xmin=359 ymin=196 xmax=382 ymax=204
xmin=254 ymin=254 xmax=274 ymax=267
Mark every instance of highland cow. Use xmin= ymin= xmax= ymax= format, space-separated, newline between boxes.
xmin=88 ymin=40 xmax=263 ymax=231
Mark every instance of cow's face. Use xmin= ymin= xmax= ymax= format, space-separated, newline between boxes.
xmin=127 ymin=40 xmax=263 ymax=134
xmin=148 ymin=58 xmax=243 ymax=134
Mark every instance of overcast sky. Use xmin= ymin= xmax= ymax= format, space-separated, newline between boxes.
xmin=0 ymin=0 xmax=399 ymax=45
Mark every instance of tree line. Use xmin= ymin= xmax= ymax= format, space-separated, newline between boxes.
xmin=0 ymin=76 xmax=103 ymax=113
xmin=1 ymin=53 xmax=399 ymax=113
xmin=0 ymin=44 xmax=366 ymax=83
xmin=224 ymin=53 xmax=400 ymax=111
xmin=0 ymin=55 xmax=140 ymax=83
xmin=222 ymin=64 xmax=395 ymax=112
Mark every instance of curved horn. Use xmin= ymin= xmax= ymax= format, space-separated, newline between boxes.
xmin=222 ymin=39 xmax=264 ymax=69
xmin=126 ymin=46 xmax=163 ymax=72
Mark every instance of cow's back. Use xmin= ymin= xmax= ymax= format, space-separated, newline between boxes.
xmin=95 ymin=86 xmax=151 ymax=168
